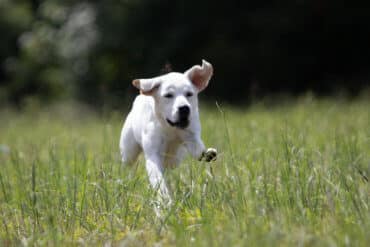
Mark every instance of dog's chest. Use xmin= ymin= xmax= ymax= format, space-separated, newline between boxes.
xmin=160 ymin=135 xmax=183 ymax=168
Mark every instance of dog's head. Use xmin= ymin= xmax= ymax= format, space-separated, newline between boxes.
xmin=132 ymin=60 xmax=213 ymax=129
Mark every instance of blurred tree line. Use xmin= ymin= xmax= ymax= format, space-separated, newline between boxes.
xmin=0 ymin=0 xmax=369 ymax=108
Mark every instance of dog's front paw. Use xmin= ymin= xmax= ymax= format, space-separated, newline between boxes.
xmin=201 ymin=148 xmax=217 ymax=162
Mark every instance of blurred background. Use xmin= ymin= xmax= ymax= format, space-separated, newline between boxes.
xmin=0 ymin=0 xmax=369 ymax=109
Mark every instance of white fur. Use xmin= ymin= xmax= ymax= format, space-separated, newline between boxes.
xmin=119 ymin=60 xmax=217 ymax=205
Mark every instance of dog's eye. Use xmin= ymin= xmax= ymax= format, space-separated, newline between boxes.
xmin=164 ymin=93 xmax=174 ymax=99
xmin=185 ymin=92 xmax=193 ymax=97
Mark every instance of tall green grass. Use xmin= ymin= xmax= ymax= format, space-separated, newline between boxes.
xmin=0 ymin=97 xmax=369 ymax=246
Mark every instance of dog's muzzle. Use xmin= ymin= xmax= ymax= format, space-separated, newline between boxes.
xmin=167 ymin=106 xmax=190 ymax=129
xmin=166 ymin=118 xmax=189 ymax=129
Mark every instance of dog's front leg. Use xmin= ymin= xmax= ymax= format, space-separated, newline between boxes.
xmin=185 ymin=136 xmax=205 ymax=160
xmin=185 ymin=137 xmax=217 ymax=162
xmin=144 ymin=156 xmax=172 ymax=206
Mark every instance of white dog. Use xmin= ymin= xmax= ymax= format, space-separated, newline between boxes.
xmin=119 ymin=60 xmax=217 ymax=204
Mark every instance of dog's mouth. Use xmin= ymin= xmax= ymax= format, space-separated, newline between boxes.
xmin=166 ymin=118 xmax=189 ymax=129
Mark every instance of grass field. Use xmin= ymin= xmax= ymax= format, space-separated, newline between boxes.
xmin=0 ymin=97 xmax=369 ymax=246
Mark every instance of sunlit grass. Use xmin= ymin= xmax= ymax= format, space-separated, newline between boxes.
xmin=0 ymin=97 xmax=369 ymax=246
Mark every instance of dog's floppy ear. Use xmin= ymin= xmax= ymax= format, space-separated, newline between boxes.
xmin=185 ymin=59 xmax=213 ymax=92
xmin=132 ymin=78 xmax=161 ymax=95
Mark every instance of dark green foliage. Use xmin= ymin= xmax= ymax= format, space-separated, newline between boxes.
xmin=0 ymin=0 xmax=369 ymax=108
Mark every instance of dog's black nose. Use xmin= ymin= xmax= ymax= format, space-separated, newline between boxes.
xmin=178 ymin=106 xmax=190 ymax=118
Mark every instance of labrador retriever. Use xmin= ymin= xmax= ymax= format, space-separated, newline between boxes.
xmin=119 ymin=60 xmax=217 ymax=206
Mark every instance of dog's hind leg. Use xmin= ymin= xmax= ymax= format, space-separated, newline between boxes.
xmin=119 ymin=126 xmax=141 ymax=165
